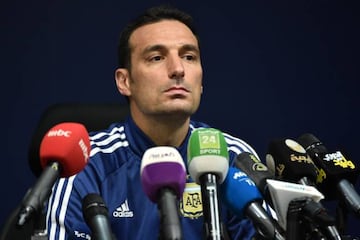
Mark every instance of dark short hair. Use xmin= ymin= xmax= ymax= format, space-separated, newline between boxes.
xmin=117 ymin=4 xmax=200 ymax=69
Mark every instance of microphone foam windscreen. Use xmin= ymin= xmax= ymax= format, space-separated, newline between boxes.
xmin=221 ymin=167 xmax=263 ymax=218
xmin=140 ymin=146 xmax=186 ymax=203
xmin=266 ymin=138 xmax=317 ymax=183
xmin=40 ymin=122 xmax=90 ymax=177
xmin=187 ymin=128 xmax=229 ymax=184
xmin=297 ymin=133 xmax=360 ymax=195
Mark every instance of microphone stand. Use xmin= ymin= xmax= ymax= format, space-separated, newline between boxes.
xmin=30 ymin=208 xmax=47 ymax=240
xmin=287 ymin=197 xmax=342 ymax=240
xmin=287 ymin=198 xmax=310 ymax=240
xmin=199 ymin=174 xmax=226 ymax=240
xmin=336 ymin=199 xmax=348 ymax=235
xmin=158 ymin=188 xmax=182 ymax=240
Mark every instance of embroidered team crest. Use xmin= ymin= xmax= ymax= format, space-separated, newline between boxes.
xmin=180 ymin=182 xmax=203 ymax=218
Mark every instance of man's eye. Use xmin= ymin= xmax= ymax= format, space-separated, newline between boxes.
xmin=150 ymin=56 xmax=162 ymax=62
xmin=183 ymin=55 xmax=196 ymax=61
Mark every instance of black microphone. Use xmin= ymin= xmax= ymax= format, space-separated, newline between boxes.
xmin=82 ymin=193 xmax=114 ymax=240
xmin=17 ymin=122 xmax=90 ymax=226
xmin=235 ymin=152 xmax=275 ymax=207
xmin=297 ymin=133 xmax=360 ymax=216
xmin=266 ymin=138 xmax=342 ymax=240
xmin=266 ymin=138 xmax=318 ymax=186
xmin=187 ymin=128 xmax=229 ymax=240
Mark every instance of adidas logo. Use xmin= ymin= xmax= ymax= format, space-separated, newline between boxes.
xmin=113 ymin=199 xmax=134 ymax=218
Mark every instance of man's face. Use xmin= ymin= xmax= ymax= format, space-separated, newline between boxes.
xmin=125 ymin=20 xmax=203 ymax=117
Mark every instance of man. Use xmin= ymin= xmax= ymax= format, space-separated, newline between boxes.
xmin=46 ymin=4 xmax=260 ymax=239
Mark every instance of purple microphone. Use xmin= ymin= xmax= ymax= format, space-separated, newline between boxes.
xmin=140 ymin=146 xmax=186 ymax=240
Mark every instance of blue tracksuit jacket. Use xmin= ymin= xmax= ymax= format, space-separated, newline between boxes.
xmin=46 ymin=116 xmax=260 ymax=239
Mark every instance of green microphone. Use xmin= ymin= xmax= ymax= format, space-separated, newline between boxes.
xmin=187 ymin=128 xmax=229 ymax=240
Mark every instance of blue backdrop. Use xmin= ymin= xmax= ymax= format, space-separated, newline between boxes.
xmin=1 ymin=0 xmax=359 ymax=237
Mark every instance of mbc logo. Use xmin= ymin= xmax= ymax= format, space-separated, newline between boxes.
xmin=47 ymin=129 xmax=72 ymax=137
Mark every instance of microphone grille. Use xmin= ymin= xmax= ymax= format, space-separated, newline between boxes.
xmin=82 ymin=193 xmax=108 ymax=224
xmin=297 ymin=133 xmax=321 ymax=150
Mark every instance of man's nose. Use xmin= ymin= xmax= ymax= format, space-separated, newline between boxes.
xmin=168 ymin=55 xmax=185 ymax=79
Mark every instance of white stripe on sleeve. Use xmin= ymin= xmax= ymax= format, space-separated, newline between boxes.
xmin=58 ymin=176 xmax=75 ymax=240
xmin=48 ymin=175 xmax=75 ymax=240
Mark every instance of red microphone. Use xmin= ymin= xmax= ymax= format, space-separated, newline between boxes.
xmin=17 ymin=122 xmax=90 ymax=226
xmin=39 ymin=122 xmax=90 ymax=177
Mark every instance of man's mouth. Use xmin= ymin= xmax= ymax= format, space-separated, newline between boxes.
xmin=165 ymin=86 xmax=189 ymax=93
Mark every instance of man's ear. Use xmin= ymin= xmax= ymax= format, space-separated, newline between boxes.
xmin=115 ymin=68 xmax=131 ymax=96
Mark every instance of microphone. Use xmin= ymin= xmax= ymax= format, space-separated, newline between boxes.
xmin=221 ymin=167 xmax=285 ymax=240
xmin=235 ymin=151 xmax=341 ymax=239
xmin=266 ymin=138 xmax=318 ymax=185
xmin=82 ymin=193 xmax=114 ymax=240
xmin=140 ymin=146 xmax=186 ymax=240
xmin=297 ymin=133 xmax=360 ymax=214
xmin=266 ymin=179 xmax=325 ymax=229
xmin=234 ymin=152 xmax=275 ymax=206
xmin=17 ymin=122 xmax=90 ymax=226
xmin=266 ymin=137 xmax=342 ymax=240
xmin=187 ymin=128 xmax=229 ymax=240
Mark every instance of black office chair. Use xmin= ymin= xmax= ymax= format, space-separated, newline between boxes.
xmin=28 ymin=102 xmax=129 ymax=177
xmin=0 ymin=102 xmax=129 ymax=240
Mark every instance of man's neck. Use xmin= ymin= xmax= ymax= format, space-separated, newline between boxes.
xmin=131 ymin=112 xmax=190 ymax=147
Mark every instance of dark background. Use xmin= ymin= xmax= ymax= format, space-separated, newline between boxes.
xmin=1 ymin=0 xmax=359 ymax=237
